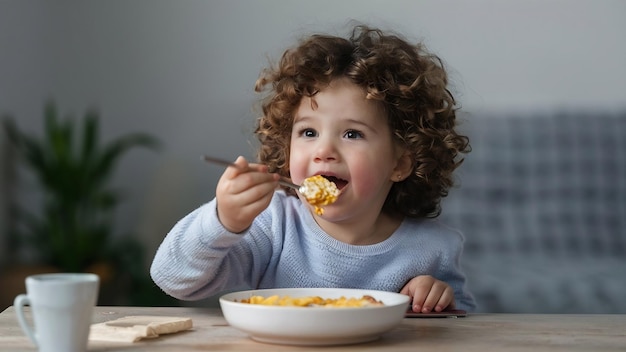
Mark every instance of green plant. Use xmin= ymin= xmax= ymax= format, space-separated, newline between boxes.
xmin=3 ymin=102 xmax=167 ymax=291
xmin=2 ymin=101 xmax=159 ymax=273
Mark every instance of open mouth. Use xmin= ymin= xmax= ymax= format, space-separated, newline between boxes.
xmin=322 ymin=175 xmax=348 ymax=190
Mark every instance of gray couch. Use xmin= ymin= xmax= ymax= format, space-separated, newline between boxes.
xmin=441 ymin=111 xmax=626 ymax=313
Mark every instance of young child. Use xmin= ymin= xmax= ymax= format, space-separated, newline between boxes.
xmin=151 ymin=25 xmax=476 ymax=313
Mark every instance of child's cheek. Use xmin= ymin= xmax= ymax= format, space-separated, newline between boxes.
xmin=350 ymin=171 xmax=380 ymax=195
xmin=288 ymin=154 xmax=308 ymax=185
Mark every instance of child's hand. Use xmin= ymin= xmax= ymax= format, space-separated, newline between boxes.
xmin=215 ymin=156 xmax=279 ymax=233
xmin=400 ymin=275 xmax=455 ymax=313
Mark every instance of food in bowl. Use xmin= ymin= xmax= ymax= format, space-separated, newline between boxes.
xmin=239 ymin=294 xmax=384 ymax=307
xmin=219 ymin=288 xmax=410 ymax=346
xmin=300 ymin=175 xmax=340 ymax=215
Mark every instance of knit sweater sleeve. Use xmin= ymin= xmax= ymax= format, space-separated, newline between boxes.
xmin=434 ymin=229 xmax=477 ymax=312
xmin=149 ymin=198 xmax=275 ymax=300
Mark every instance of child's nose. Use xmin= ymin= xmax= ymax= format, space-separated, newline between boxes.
xmin=313 ymin=138 xmax=339 ymax=162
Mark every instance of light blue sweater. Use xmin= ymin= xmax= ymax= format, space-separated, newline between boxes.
xmin=150 ymin=191 xmax=476 ymax=311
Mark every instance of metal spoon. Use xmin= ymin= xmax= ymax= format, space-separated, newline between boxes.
xmin=202 ymin=155 xmax=304 ymax=193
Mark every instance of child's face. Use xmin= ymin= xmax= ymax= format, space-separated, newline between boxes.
xmin=290 ymin=78 xmax=408 ymax=220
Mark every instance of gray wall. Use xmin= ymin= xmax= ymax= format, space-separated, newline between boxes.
xmin=1 ymin=0 xmax=626 ymax=263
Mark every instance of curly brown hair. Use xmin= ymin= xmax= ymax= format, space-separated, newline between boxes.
xmin=254 ymin=25 xmax=470 ymax=218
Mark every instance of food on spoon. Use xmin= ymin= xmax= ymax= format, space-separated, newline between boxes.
xmin=239 ymin=295 xmax=384 ymax=308
xmin=300 ymin=175 xmax=340 ymax=215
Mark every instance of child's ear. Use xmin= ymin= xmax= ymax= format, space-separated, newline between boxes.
xmin=391 ymin=150 xmax=412 ymax=182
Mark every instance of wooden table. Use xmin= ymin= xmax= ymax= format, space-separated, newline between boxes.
xmin=1 ymin=306 xmax=624 ymax=351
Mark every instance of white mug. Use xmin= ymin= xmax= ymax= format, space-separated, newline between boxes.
xmin=14 ymin=273 xmax=99 ymax=352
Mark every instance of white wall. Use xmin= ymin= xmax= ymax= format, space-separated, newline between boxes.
xmin=1 ymin=0 xmax=625 ymax=259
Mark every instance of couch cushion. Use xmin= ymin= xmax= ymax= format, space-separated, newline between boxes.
xmin=440 ymin=111 xmax=626 ymax=312
xmin=464 ymin=254 xmax=626 ymax=313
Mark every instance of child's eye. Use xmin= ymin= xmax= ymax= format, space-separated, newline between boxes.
xmin=299 ymin=128 xmax=318 ymax=138
xmin=344 ymin=129 xmax=364 ymax=139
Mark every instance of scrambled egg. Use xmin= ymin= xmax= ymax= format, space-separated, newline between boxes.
xmin=300 ymin=175 xmax=340 ymax=215
xmin=239 ymin=295 xmax=383 ymax=308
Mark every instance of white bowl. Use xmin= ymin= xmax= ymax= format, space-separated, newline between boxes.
xmin=219 ymin=287 xmax=410 ymax=346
